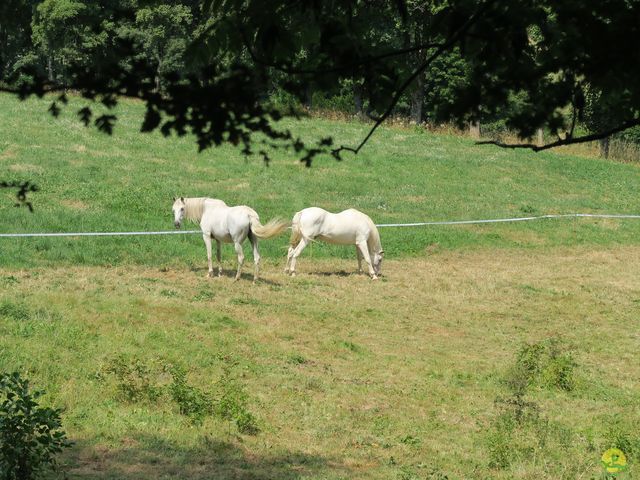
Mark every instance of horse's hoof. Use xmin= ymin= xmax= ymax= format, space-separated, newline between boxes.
xmin=371 ymin=275 xmax=379 ymax=280
xmin=290 ymin=272 xmax=296 ymax=277
xmin=207 ymin=271 xmax=214 ymax=278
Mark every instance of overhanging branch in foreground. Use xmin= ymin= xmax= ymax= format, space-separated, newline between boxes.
xmin=476 ymin=119 xmax=640 ymax=152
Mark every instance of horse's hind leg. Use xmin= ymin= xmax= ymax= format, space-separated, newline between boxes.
xmin=288 ymin=237 xmax=309 ymax=277
xmin=356 ymin=241 xmax=377 ymax=280
xmin=285 ymin=245 xmax=295 ymax=273
xmin=249 ymin=232 xmax=260 ymax=282
xmin=203 ymin=234 xmax=214 ymax=278
xmin=215 ymin=239 xmax=222 ymax=277
xmin=233 ymin=241 xmax=245 ymax=281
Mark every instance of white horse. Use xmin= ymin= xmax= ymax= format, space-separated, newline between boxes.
xmin=285 ymin=207 xmax=384 ymax=279
xmin=172 ymin=197 xmax=289 ymax=282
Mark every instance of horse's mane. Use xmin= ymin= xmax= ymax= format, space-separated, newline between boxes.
xmin=183 ymin=197 xmax=226 ymax=223
xmin=182 ymin=197 xmax=206 ymax=223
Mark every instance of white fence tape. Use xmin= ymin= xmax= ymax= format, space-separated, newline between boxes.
xmin=0 ymin=230 xmax=202 ymax=238
xmin=376 ymin=213 xmax=640 ymax=227
xmin=1 ymin=213 xmax=639 ymax=238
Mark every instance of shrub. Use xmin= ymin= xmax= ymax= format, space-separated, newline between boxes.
xmin=0 ymin=372 xmax=71 ymax=480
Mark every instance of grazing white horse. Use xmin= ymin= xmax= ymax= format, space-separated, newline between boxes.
xmin=285 ymin=207 xmax=384 ymax=279
xmin=172 ymin=197 xmax=288 ymax=282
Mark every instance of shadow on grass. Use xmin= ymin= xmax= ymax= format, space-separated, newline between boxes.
xmin=186 ymin=266 xmax=283 ymax=286
xmin=63 ymin=434 xmax=348 ymax=480
xmin=307 ymin=270 xmax=362 ymax=278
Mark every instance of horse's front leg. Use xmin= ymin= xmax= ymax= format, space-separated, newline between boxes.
xmin=216 ymin=240 xmax=222 ymax=277
xmin=203 ymin=234 xmax=214 ymax=278
xmin=355 ymin=245 xmax=363 ymax=274
xmin=356 ymin=241 xmax=377 ymax=280
xmin=233 ymin=241 xmax=245 ymax=281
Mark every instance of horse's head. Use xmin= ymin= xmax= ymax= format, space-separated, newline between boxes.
xmin=373 ymin=250 xmax=384 ymax=276
xmin=172 ymin=197 xmax=186 ymax=229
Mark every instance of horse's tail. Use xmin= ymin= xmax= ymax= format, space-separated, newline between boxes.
xmin=289 ymin=211 xmax=303 ymax=247
xmin=249 ymin=213 xmax=290 ymax=239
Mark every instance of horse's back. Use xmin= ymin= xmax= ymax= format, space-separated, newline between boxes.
xmin=297 ymin=207 xmax=374 ymax=244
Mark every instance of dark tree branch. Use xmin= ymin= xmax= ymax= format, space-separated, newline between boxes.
xmin=476 ymin=118 xmax=640 ymax=151
xmin=332 ymin=0 xmax=496 ymax=159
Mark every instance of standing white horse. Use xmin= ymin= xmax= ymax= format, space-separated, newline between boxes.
xmin=285 ymin=207 xmax=384 ymax=279
xmin=172 ymin=197 xmax=289 ymax=282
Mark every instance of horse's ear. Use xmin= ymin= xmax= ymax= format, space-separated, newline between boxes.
xmin=180 ymin=196 xmax=184 ymax=202
xmin=173 ymin=196 xmax=176 ymax=201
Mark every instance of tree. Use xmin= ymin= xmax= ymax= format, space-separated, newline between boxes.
xmin=31 ymin=0 xmax=106 ymax=83
xmin=1 ymin=0 xmax=639 ymax=166
xmin=583 ymin=87 xmax=625 ymax=159
xmin=129 ymin=3 xmax=195 ymax=92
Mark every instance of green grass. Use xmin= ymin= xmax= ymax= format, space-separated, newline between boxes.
xmin=1 ymin=94 xmax=640 ymax=479
xmin=1 ymin=94 xmax=640 ymax=268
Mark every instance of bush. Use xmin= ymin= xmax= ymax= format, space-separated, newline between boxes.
xmin=0 ymin=372 xmax=71 ymax=480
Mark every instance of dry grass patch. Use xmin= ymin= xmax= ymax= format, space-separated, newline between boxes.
xmin=8 ymin=162 xmax=44 ymax=174
xmin=60 ymin=199 xmax=89 ymax=210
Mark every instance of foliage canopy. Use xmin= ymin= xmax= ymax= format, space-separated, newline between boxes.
xmin=1 ymin=0 xmax=639 ymax=167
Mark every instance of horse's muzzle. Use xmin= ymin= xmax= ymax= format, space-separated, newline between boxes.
xmin=174 ymin=222 xmax=181 ymax=229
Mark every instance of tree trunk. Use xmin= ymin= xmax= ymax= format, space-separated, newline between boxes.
xmin=47 ymin=55 xmax=54 ymax=82
xmin=304 ymin=84 xmax=313 ymax=109
xmin=410 ymin=74 xmax=424 ymax=124
xmin=599 ymin=137 xmax=610 ymax=159
xmin=353 ymin=83 xmax=363 ymax=118
xmin=469 ymin=121 xmax=481 ymax=139
xmin=536 ymin=128 xmax=544 ymax=146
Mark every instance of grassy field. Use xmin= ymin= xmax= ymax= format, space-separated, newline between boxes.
xmin=1 ymin=94 xmax=640 ymax=479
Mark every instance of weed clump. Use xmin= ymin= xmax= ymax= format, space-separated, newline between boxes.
xmin=0 ymin=300 xmax=31 ymax=321
xmin=103 ymin=355 xmax=162 ymax=403
xmin=215 ymin=366 xmax=259 ymax=435
xmin=486 ymin=337 xmax=579 ymax=470
xmin=167 ymin=364 xmax=212 ymax=424
xmin=100 ymin=355 xmax=259 ymax=433
xmin=506 ymin=337 xmax=577 ymax=393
